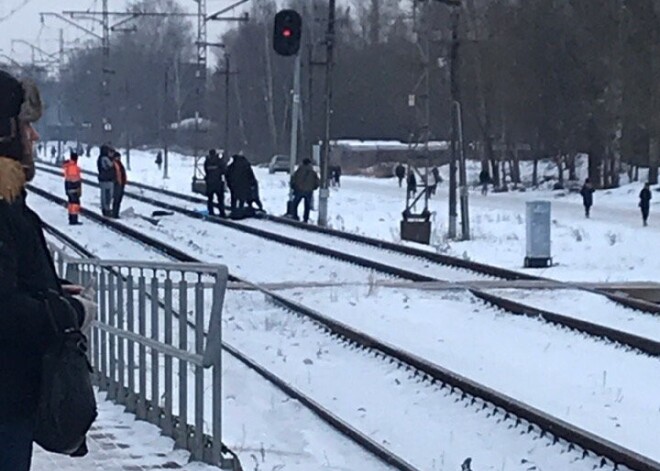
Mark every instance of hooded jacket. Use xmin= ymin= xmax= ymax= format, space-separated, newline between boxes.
xmin=226 ymin=155 xmax=257 ymax=200
xmin=0 ymin=157 xmax=84 ymax=421
xmin=291 ymin=162 xmax=320 ymax=194
xmin=97 ymin=146 xmax=115 ymax=183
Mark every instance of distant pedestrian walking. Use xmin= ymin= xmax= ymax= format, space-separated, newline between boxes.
xmin=479 ymin=169 xmax=490 ymax=195
xmin=155 ymin=151 xmax=163 ymax=171
xmin=203 ymin=149 xmax=226 ymax=217
xmin=111 ymin=151 xmax=127 ymax=218
xmin=290 ymin=158 xmax=320 ymax=223
xmin=331 ymin=165 xmax=342 ymax=188
xmin=580 ymin=178 xmax=595 ymax=218
xmin=639 ymin=182 xmax=652 ymax=226
xmin=406 ymin=171 xmax=417 ymax=200
xmin=395 ymin=163 xmax=405 ymax=188
xmin=62 ymin=151 xmax=82 ymax=225
xmin=97 ymin=145 xmax=115 ymax=216
xmin=429 ymin=167 xmax=442 ymax=196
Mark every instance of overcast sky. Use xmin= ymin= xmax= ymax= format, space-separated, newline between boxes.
xmin=0 ymin=0 xmax=243 ymax=64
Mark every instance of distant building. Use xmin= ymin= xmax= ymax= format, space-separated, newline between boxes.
xmin=327 ymin=139 xmax=450 ymax=174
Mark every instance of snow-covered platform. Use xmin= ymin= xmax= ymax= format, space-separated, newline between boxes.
xmin=32 ymin=392 xmax=218 ymax=471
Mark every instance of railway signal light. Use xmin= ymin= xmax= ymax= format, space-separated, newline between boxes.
xmin=273 ymin=9 xmax=302 ymax=56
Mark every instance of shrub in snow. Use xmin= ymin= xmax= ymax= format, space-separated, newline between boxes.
xmin=606 ymin=231 xmax=619 ymax=246
xmin=570 ymin=228 xmax=584 ymax=242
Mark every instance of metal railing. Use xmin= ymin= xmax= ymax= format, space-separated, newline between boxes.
xmin=49 ymin=244 xmax=237 ymax=469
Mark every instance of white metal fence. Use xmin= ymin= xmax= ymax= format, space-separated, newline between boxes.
xmin=50 ymin=245 xmax=238 ymax=469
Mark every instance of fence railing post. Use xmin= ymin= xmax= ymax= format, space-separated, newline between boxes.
xmin=45 ymin=250 xmax=235 ymax=469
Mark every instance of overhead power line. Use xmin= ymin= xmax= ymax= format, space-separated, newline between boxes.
xmin=0 ymin=0 xmax=34 ymax=23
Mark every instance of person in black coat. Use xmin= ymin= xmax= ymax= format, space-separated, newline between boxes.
xmin=395 ymin=163 xmax=405 ymax=188
xmin=479 ymin=169 xmax=490 ymax=195
xmin=639 ymin=182 xmax=652 ymax=226
xmin=203 ymin=149 xmax=226 ymax=217
xmin=580 ymin=178 xmax=595 ymax=218
xmin=0 ymin=69 xmax=94 ymax=469
xmin=406 ymin=171 xmax=417 ymax=200
xmin=225 ymin=154 xmax=257 ymax=210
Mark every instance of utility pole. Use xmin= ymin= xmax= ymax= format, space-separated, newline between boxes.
xmin=163 ymin=66 xmax=170 ymax=179
xmin=456 ymin=100 xmax=469 ymax=239
xmin=448 ymin=7 xmax=469 ymax=240
xmin=318 ymin=0 xmax=335 ymax=227
xmin=289 ymin=53 xmax=302 ymax=177
xmin=190 ymin=1 xmax=248 ymax=193
xmin=58 ymin=30 xmax=64 ymax=162
xmin=101 ymin=0 xmax=112 ymax=145
xmin=224 ymin=53 xmax=231 ymax=157
xmin=192 ymin=0 xmax=208 ymax=193
xmin=448 ymin=11 xmax=458 ymax=240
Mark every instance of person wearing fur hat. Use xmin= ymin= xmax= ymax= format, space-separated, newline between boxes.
xmin=0 ymin=69 xmax=97 ymax=469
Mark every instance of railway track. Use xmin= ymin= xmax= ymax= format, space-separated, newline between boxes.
xmin=35 ymin=159 xmax=660 ymax=312
xmin=42 ymin=208 xmax=417 ymax=470
xmin=33 ymin=180 xmax=660 ymax=471
xmin=32 ymin=167 xmax=660 ymax=357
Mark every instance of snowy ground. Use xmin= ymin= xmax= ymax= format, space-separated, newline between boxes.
xmin=276 ymin=286 xmax=660 ymax=463
xmin=33 ymin=183 xmax=660 ymax=468
xmin=33 ymin=147 xmax=660 ymax=469
xmin=32 ymin=390 xmax=220 ymax=471
xmin=39 ymin=198 xmax=392 ymax=471
xmin=223 ymin=290 xmax=609 ymax=471
xmin=39 ymin=147 xmax=660 ymax=283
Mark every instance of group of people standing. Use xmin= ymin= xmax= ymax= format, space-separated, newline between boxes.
xmin=203 ymin=149 xmax=263 ymax=218
xmin=96 ymin=145 xmax=127 ymax=219
xmin=61 ymin=145 xmax=127 ymax=223
xmin=203 ymin=150 xmax=321 ymax=223
xmin=395 ymin=163 xmax=441 ymax=200
xmin=581 ymin=179 xmax=653 ymax=226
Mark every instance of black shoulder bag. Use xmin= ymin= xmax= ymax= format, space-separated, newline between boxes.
xmin=34 ymin=294 xmax=98 ymax=456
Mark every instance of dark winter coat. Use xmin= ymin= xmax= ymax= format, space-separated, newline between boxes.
xmin=580 ymin=184 xmax=594 ymax=207
xmin=97 ymin=146 xmax=115 ymax=182
xmin=291 ymin=163 xmax=320 ymax=194
xmin=639 ymin=188 xmax=652 ymax=210
xmin=0 ymin=157 xmax=85 ymax=422
xmin=407 ymin=172 xmax=417 ymax=192
xmin=204 ymin=153 xmax=226 ymax=192
xmin=432 ymin=168 xmax=442 ymax=184
xmin=479 ymin=170 xmax=490 ymax=184
xmin=395 ymin=164 xmax=405 ymax=179
xmin=226 ymin=155 xmax=257 ymax=200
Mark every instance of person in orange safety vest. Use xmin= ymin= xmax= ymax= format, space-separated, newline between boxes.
xmin=63 ymin=151 xmax=82 ymax=225
xmin=111 ymin=151 xmax=127 ymax=218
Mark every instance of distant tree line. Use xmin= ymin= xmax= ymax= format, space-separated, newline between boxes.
xmin=55 ymin=0 xmax=660 ymax=187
